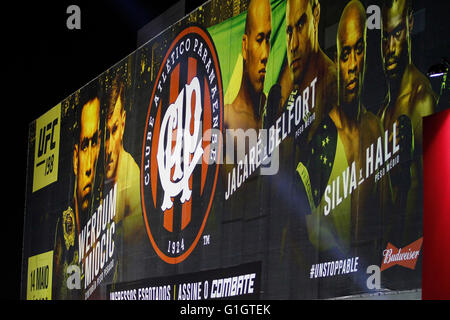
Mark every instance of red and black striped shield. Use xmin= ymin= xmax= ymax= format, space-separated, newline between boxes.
xmin=141 ymin=26 xmax=223 ymax=264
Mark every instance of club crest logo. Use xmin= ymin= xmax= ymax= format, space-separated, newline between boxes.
xmin=141 ymin=26 xmax=223 ymax=264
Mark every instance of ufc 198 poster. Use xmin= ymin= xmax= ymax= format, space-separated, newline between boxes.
xmin=22 ymin=0 xmax=449 ymax=300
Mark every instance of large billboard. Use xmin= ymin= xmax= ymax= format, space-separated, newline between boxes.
xmin=21 ymin=0 xmax=449 ymax=300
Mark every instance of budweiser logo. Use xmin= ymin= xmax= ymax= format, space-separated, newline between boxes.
xmin=381 ymin=237 xmax=423 ymax=271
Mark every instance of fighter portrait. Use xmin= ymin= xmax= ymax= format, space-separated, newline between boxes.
xmin=329 ymin=0 xmax=388 ymax=264
xmin=278 ymin=0 xmax=338 ymax=192
xmin=224 ymin=0 xmax=272 ymax=166
xmin=379 ymin=0 xmax=436 ymax=246
xmin=53 ymin=83 xmax=102 ymax=299
xmin=221 ymin=0 xmax=273 ymax=223
xmin=104 ymin=72 xmax=144 ymax=243
xmin=103 ymin=71 xmax=147 ymax=280
xmin=281 ymin=0 xmax=340 ymax=253
xmin=285 ymin=0 xmax=337 ymax=142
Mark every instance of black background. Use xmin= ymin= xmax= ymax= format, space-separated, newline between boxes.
xmin=8 ymin=0 xmax=204 ymax=300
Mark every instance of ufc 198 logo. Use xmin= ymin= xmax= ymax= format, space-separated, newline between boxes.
xmin=141 ymin=26 xmax=223 ymax=264
xmin=33 ymin=103 xmax=61 ymax=192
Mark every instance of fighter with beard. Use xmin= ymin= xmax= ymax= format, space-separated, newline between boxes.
xmin=268 ymin=0 xmax=340 ymax=298
xmin=53 ymin=84 xmax=102 ymax=299
xmin=281 ymin=0 xmax=339 ymax=252
xmin=103 ymin=72 xmax=147 ymax=281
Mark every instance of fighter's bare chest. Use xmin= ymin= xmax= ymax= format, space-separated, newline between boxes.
xmin=338 ymin=129 xmax=360 ymax=166
xmin=229 ymin=112 xmax=260 ymax=131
